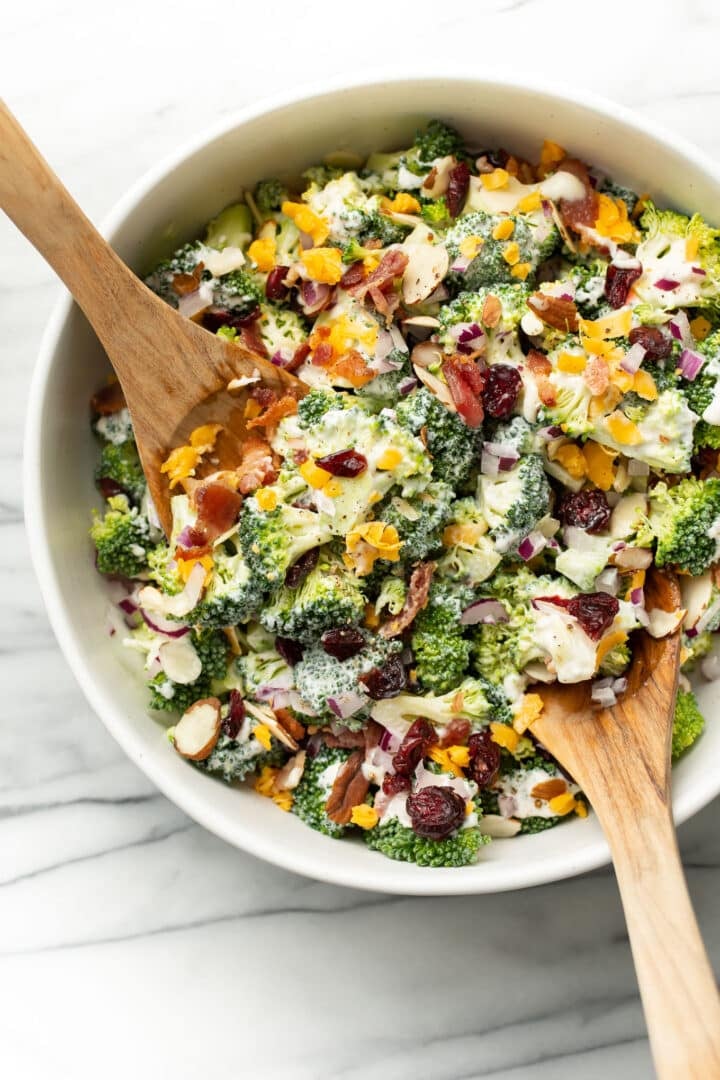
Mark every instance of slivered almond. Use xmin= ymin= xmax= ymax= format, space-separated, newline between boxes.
xmin=413 ymin=364 xmax=457 ymax=410
xmin=530 ymin=778 xmax=568 ymax=800
xmin=481 ymin=293 xmax=503 ymax=328
xmin=244 ymin=700 xmax=299 ymax=750
xmin=273 ymin=750 xmax=307 ymax=792
xmin=174 ymin=698 xmax=221 ymax=761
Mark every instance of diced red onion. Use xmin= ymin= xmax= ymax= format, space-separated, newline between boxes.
xmin=692 ymin=266 xmax=707 ymax=277
xmin=299 ymin=230 xmax=314 ymax=250
xmin=425 ymin=284 xmax=450 ymax=304
xmin=327 ymin=689 xmax=368 ymax=720
xmin=538 ymin=425 xmax=564 ymax=441
xmin=141 ymin=609 xmax=190 ymax=638
xmin=669 ymin=312 xmax=692 ymax=346
xmin=654 ymin=278 xmax=680 ymax=291
xmin=701 ymin=653 xmax=720 ymax=681
xmin=678 ymin=348 xmax=705 ymax=381
xmin=628 ymin=458 xmax=650 ymax=477
xmin=398 ymin=375 xmax=419 ymax=396
xmin=591 ymin=683 xmax=617 ymax=708
xmin=299 ymin=280 xmax=333 ymax=315
xmin=620 ymin=343 xmax=646 ymax=374
xmin=612 ymin=677 xmax=628 ymax=695
xmin=178 ymin=281 xmax=214 ymax=319
xmin=481 ymin=443 xmax=519 ymax=475
xmin=450 ymin=256 xmax=470 ymax=273
xmin=119 ymin=597 xmax=138 ymax=616
xmin=460 ymin=598 xmax=510 ymax=626
xmin=630 ymin=587 xmax=645 ymax=606
xmin=517 ymin=531 xmax=547 ymax=561
xmin=378 ymin=726 xmax=396 ymax=752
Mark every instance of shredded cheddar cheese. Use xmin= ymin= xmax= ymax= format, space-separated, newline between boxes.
xmin=350 ymin=804 xmax=379 ymax=829
xmin=247 ymin=236 xmax=276 ymax=271
xmin=490 ymin=722 xmax=520 ymax=752
xmin=300 ymin=247 xmax=344 ymax=284
xmin=281 ymin=200 xmax=329 ymax=245
xmin=513 ymin=693 xmax=544 ymax=734
xmin=253 ymin=724 xmax=273 ymax=751
xmin=481 ymin=168 xmax=510 ymax=191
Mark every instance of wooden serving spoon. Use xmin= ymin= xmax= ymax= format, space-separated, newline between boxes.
xmin=0 ymin=100 xmax=306 ymax=536
xmin=531 ymin=568 xmax=720 ymax=1078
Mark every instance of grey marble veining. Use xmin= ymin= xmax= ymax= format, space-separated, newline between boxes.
xmin=2 ymin=1 xmax=720 ymax=1077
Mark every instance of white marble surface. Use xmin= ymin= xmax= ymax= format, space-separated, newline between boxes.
xmin=2 ymin=1 xmax=720 ymax=1076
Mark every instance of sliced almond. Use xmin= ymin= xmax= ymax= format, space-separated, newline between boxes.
xmin=478 ymin=815 xmax=522 ymax=838
xmin=413 ymin=364 xmax=456 ymax=410
xmin=609 ymin=493 xmax=647 ymax=538
xmin=421 ymin=155 xmax=455 ymax=199
xmin=403 ymin=315 xmax=441 ymax=329
xmin=411 ymin=339 xmax=444 ymax=369
xmin=245 ymin=700 xmax=299 ymax=750
xmin=646 ymin=607 xmax=686 ymax=639
xmin=402 ymin=244 xmax=450 ymax=306
xmin=481 ymin=293 xmax=503 ymax=329
xmin=158 ymin=638 xmax=202 ymax=685
xmin=530 ymin=778 xmax=568 ymax=800
xmin=610 ymin=546 xmax=653 ymax=570
xmin=174 ymin=698 xmax=221 ymax=761
xmin=273 ymin=750 xmax=307 ymax=792
xmin=680 ymin=572 xmax=714 ymax=631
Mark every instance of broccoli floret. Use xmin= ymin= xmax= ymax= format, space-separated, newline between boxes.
xmin=146 ymin=542 xmax=183 ymax=595
xmin=489 ymin=415 xmax=537 ymax=454
xmin=144 ymin=242 xmax=207 ymax=307
xmin=356 ymin=348 xmax=412 ymax=410
xmin=421 ymin=197 xmax=450 ymax=229
xmin=375 ymin=574 xmax=408 ymax=616
xmin=197 ymin=731 xmax=283 ymax=783
xmin=438 ymin=284 xmax=530 ymax=341
xmin=355 ymin=210 xmax=410 ymax=247
xmin=365 ymin=817 xmax=486 ymax=867
xmin=259 ymin=551 xmax=365 ymax=644
xmin=257 ymin=304 xmax=308 ymax=361
xmin=237 ymin=646 xmax=293 ymax=699
xmin=90 ymin=494 xmax=150 ymax=577
xmin=598 ymin=639 xmax=632 ymax=677
xmin=371 ymin=677 xmax=501 ymax=731
xmin=301 ymin=164 xmax=344 ymax=189
xmin=680 ymin=329 xmax=720 ymax=448
xmin=562 ymin=257 xmax=611 ymax=319
xmin=411 ymin=580 xmax=474 ymax=693
xmin=636 ymin=477 xmax=720 ymax=575
xmin=598 ymin=178 xmax=639 ymax=216
xmin=519 ymin=816 xmax=562 ymax=834
xmin=414 ymin=120 xmax=464 ymax=166
xmin=395 ymin=387 xmax=482 ymax=489
xmin=240 ymin=498 xmax=335 ymax=588
xmin=254 ymin=179 xmax=289 ymax=215
xmin=204 ymin=203 xmax=253 ymax=250
xmin=211 ymin=269 xmax=263 ymax=319
xmin=294 ymin=636 xmax=401 ymax=726
xmin=296 ymin=387 xmax=350 ymax=429
xmin=377 ymin=481 xmax=454 ymax=562
xmin=95 ymin=439 xmax=146 ymax=505
xmin=672 ymin=689 xmax=705 ymax=759
xmin=435 ymin=497 xmax=502 ymax=586
xmin=446 ymin=212 xmax=559 ymax=290
xmin=594 ymin=388 xmax=697 ymax=472
xmin=191 ymin=628 xmax=229 ymax=681
xmin=681 ymin=630 xmax=713 ymax=672
xmin=635 ymin=202 xmax=720 ymax=312
xmin=192 ymin=544 xmax=268 ymax=628
xmin=292 ymin=745 xmax=352 ymax=838
xmin=478 ymin=454 xmax=551 ymax=554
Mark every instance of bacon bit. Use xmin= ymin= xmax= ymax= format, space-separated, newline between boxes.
xmin=247 ymin=393 xmax=299 ymax=432
xmin=584 ymin=355 xmax=610 ymax=397
xmin=273 ymin=707 xmax=306 ymax=743
xmin=323 ymin=726 xmax=367 ymax=749
xmin=528 ymin=292 xmax=579 ymax=332
xmin=193 ymin=481 xmax=243 ymax=542
xmin=379 ymin=561 xmax=435 ymax=638
xmin=340 ymin=261 xmax=367 ymax=289
xmin=285 ymin=342 xmax=311 ymax=372
xmin=439 ymin=717 xmax=471 ymax=748
xmin=238 ymin=321 xmax=269 ymax=358
xmin=312 ymin=342 xmax=334 ymax=367
xmin=531 ymin=777 xmax=568 ymax=800
xmin=368 ymin=284 xmax=401 ymax=325
xmin=325 ymin=750 xmax=370 ymax=825
xmin=331 ymin=349 xmax=375 ymax=388
xmin=347 ymin=248 xmax=409 ymax=306
xmin=91 ymin=379 xmax=126 ymax=415
xmin=555 ymin=158 xmax=599 ymax=231
xmin=481 ymin=293 xmax=503 ymax=328
xmin=174 ymin=525 xmax=211 ymax=561
xmin=236 ymin=435 xmax=277 ymax=495
xmin=442 ymin=355 xmax=485 ymax=428
xmin=172 ymin=262 xmax=204 ymax=296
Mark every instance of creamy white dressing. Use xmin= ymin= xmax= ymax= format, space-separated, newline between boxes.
xmin=95 ymin=407 xmax=133 ymax=445
xmin=305 ymin=173 xmax=372 ymax=242
xmin=635 ymin=235 xmax=706 ymax=308
xmin=532 ymin=603 xmax=598 ymax=682
xmin=467 ymin=170 xmax=585 ymax=216
xmin=495 ymin=767 xmax=579 ymax=820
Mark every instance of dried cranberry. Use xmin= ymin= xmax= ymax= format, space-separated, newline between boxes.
xmin=265 ymin=265 xmax=290 ymax=301
xmin=284 ymin=547 xmax=319 ymax=589
xmin=315 ymin=449 xmax=368 ymax=477
xmin=321 ymin=627 xmax=366 ymax=661
xmin=538 ymin=592 xmax=619 ymax=641
xmin=275 ymin=636 xmax=304 ymax=666
xmin=604 ymin=263 xmax=642 ymax=308
xmin=392 ymin=717 xmax=436 ymax=777
xmin=222 ymin=690 xmax=245 ymax=739
xmin=482 ymin=364 xmax=522 ymax=419
xmin=98 ymin=476 xmax=126 ymax=499
xmin=557 ymin=488 xmax=611 ymax=534
xmin=202 ymin=305 xmax=261 ymax=332
xmin=382 ymin=772 xmax=411 ymax=796
xmin=446 ymin=161 xmax=470 ymax=218
xmin=359 ymin=655 xmax=407 ymax=700
xmin=628 ymin=325 xmax=673 ymax=361
xmin=406 ymin=786 xmax=466 ymax=840
xmin=468 ymin=730 xmax=501 ymax=789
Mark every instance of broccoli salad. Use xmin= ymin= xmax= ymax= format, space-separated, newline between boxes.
xmin=90 ymin=121 xmax=720 ymax=868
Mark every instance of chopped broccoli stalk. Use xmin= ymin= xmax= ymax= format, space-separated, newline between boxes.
xmin=377 ymin=481 xmax=454 ymax=562
xmin=212 ymin=269 xmax=263 ymax=318
xmin=292 ymin=745 xmax=352 ymax=838
xmin=421 ymin=197 xmax=450 ymax=229
xmin=196 ymin=732 xmax=283 ymax=783
xmin=240 ymin=498 xmax=335 ymax=588
xmin=681 ymin=631 xmax=713 ymax=672
xmin=356 ymin=348 xmax=412 ymax=410
xmin=365 ymin=818 xmax=486 ymax=867
xmin=90 ymin=494 xmax=150 ymax=577
xmin=259 ymin=551 xmax=365 ymax=644
xmin=375 ymin=574 xmax=407 ymax=616
xmin=294 ymin=636 xmax=401 ymax=725
xmin=238 ymin=647 xmax=293 ymax=700
xmin=636 ymin=477 xmax=720 ymax=575
xmin=446 ymin=211 xmax=559 ymax=290
xmin=672 ymin=689 xmax=705 ymax=759
xmin=414 ymin=119 xmax=465 ymax=166
xmin=598 ymin=640 xmax=632 ymax=677
xmin=95 ymin=439 xmax=146 ymax=505
xmin=435 ymin=496 xmax=501 ymax=586
xmin=204 ymin=203 xmax=253 ymax=250
xmin=371 ymin=676 xmax=503 ymax=731
xmin=396 ymin=387 xmax=482 ymax=489
xmin=478 ymin=454 xmax=552 ymax=554
xmin=254 ymin=179 xmax=290 ymax=215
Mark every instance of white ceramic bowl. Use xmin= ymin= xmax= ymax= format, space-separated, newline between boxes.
xmin=25 ymin=73 xmax=720 ymax=894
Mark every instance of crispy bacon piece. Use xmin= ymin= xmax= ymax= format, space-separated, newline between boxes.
xmin=312 ymin=342 xmax=334 ymax=367
xmin=526 ymin=348 xmax=556 ymax=407
xmin=287 ymin=342 xmax=311 ymax=372
xmin=91 ymin=380 xmax=126 ymax=415
xmin=236 ymin=435 xmax=277 ymax=495
xmin=348 ymin=249 xmax=408 ymax=303
xmin=528 ymin=292 xmax=579 ymax=332
xmin=322 ymin=727 xmax=367 ymax=749
xmin=174 ymin=525 xmax=212 ymax=560
xmin=340 ymin=261 xmax=367 ymax=289
xmin=194 ymin=481 xmax=243 ymax=540
xmin=325 ymin=750 xmax=370 ymax=825
xmin=247 ymin=393 xmax=299 ymax=432
xmin=380 ymin=561 xmax=435 ymax=638
xmin=584 ymin=355 xmax=610 ymax=397
xmin=556 ymin=158 xmax=599 ymax=231
xmin=238 ymin=322 xmax=268 ymax=358
xmin=332 ymin=349 xmax=375 ymax=388
xmin=368 ymin=283 xmax=401 ymax=324
xmin=442 ymin=355 xmax=485 ymax=428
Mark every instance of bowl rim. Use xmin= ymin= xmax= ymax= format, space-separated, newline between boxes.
xmin=23 ymin=69 xmax=720 ymax=895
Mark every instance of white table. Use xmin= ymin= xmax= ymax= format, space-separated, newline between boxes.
xmin=2 ymin=1 xmax=720 ymax=1076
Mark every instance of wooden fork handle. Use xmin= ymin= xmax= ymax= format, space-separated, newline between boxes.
xmin=592 ymin=789 xmax=720 ymax=1077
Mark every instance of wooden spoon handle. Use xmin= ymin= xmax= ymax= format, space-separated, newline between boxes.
xmin=593 ymin=792 xmax=720 ymax=1076
xmin=0 ymin=99 xmax=142 ymax=323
